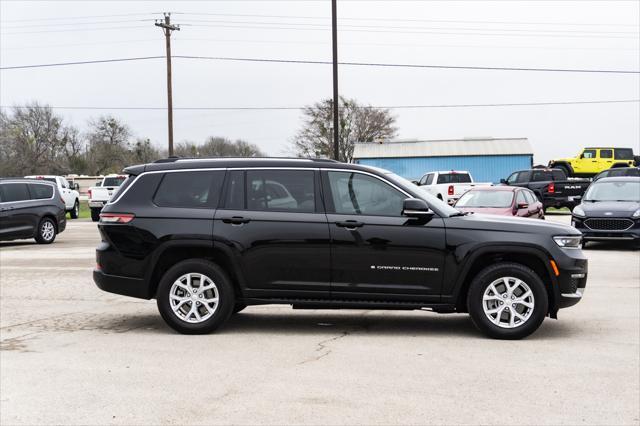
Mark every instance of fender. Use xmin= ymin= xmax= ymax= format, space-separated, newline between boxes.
xmin=445 ymin=242 xmax=559 ymax=310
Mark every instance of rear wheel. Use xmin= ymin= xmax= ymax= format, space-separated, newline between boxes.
xmin=34 ymin=217 xmax=57 ymax=244
xmin=156 ymin=259 xmax=235 ymax=334
xmin=90 ymin=208 xmax=100 ymax=222
xmin=70 ymin=200 xmax=79 ymax=219
xmin=467 ymin=262 xmax=548 ymax=340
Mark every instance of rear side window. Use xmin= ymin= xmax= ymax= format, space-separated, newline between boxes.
xmin=551 ymin=170 xmax=565 ymax=181
xmin=246 ymin=170 xmax=316 ymax=213
xmin=436 ymin=173 xmax=472 ymax=184
xmin=154 ymin=171 xmax=224 ymax=208
xmin=615 ymin=148 xmax=633 ymax=160
xmin=531 ymin=171 xmax=551 ymax=182
xmin=600 ymin=149 xmax=613 ymax=159
xmin=0 ymin=183 xmax=31 ymax=202
xmin=29 ymin=183 xmax=54 ymax=199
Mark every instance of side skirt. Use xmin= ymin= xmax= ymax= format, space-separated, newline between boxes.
xmin=243 ymin=297 xmax=457 ymax=313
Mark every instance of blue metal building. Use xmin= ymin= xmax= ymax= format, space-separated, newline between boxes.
xmin=353 ymin=137 xmax=533 ymax=183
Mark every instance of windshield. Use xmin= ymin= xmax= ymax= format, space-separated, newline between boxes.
xmin=584 ymin=181 xmax=640 ymax=202
xmin=456 ymin=190 xmax=514 ymax=208
xmin=103 ymin=176 xmax=126 ymax=187
xmin=383 ymin=172 xmax=460 ymax=216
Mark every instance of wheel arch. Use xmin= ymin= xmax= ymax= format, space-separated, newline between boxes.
xmin=145 ymin=241 xmax=245 ymax=301
xmin=452 ymin=245 xmax=558 ymax=317
xmin=551 ymin=161 xmax=573 ymax=175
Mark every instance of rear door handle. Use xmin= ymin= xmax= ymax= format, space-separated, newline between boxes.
xmin=335 ymin=220 xmax=364 ymax=230
xmin=222 ymin=216 xmax=251 ymax=225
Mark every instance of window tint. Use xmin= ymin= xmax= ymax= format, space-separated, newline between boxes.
xmin=327 ymin=171 xmax=405 ymax=216
xmin=223 ymin=170 xmax=245 ymax=209
xmin=29 ymin=183 xmax=54 ymax=199
xmin=524 ymin=190 xmax=538 ymax=204
xmin=551 ymin=170 xmax=565 ymax=181
xmin=600 ymin=149 xmax=613 ymax=159
xmin=436 ymin=173 xmax=472 ymax=184
xmin=246 ymin=170 xmax=315 ymax=212
xmin=0 ymin=183 xmax=31 ymax=202
xmin=506 ymin=172 xmax=519 ymax=184
xmin=103 ymin=176 xmax=126 ymax=187
xmin=582 ymin=149 xmax=596 ymax=159
xmin=531 ymin=171 xmax=551 ymax=182
xmin=515 ymin=171 xmax=530 ymax=183
xmin=425 ymin=174 xmax=434 ymax=185
xmin=614 ymin=148 xmax=633 ymax=160
xmin=154 ymin=171 xmax=224 ymax=208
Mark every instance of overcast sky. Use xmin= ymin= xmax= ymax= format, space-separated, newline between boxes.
xmin=1 ymin=0 xmax=639 ymax=164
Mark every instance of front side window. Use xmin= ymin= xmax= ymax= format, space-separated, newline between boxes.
xmin=516 ymin=191 xmax=527 ymax=206
xmin=524 ymin=190 xmax=538 ymax=205
xmin=327 ymin=171 xmax=405 ymax=216
xmin=246 ymin=170 xmax=315 ymax=212
xmin=600 ymin=149 xmax=613 ymax=159
xmin=29 ymin=184 xmax=54 ymax=199
xmin=0 ymin=183 xmax=30 ymax=202
xmin=506 ymin=172 xmax=519 ymax=184
xmin=582 ymin=149 xmax=596 ymax=159
xmin=154 ymin=171 xmax=224 ymax=208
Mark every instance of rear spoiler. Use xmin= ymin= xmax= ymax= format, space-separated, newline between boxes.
xmin=122 ymin=164 xmax=146 ymax=176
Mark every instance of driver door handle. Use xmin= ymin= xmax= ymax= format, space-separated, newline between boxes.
xmin=335 ymin=220 xmax=364 ymax=230
xmin=222 ymin=216 xmax=251 ymax=225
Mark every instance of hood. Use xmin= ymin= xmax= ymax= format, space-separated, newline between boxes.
xmin=580 ymin=201 xmax=640 ymax=218
xmin=457 ymin=207 xmax=513 ymax=216
xmin=448 ymin=213 xmax=579 ymax=236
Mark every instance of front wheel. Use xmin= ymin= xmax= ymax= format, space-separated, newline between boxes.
xmin=70 ymin=200 xmax=79 ymax=219
xmin=467 ymin=262 xmax=548 ymax=340
xmin=156 ymin=259 xmax=235 ymax=334
xmin=90 ymin=208 xmax=100 ymax=222
xmin=35 ymin=217 xmax=57 ymax=244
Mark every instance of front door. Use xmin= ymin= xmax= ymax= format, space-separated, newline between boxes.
xmin=322 ymin=170 xmax=446 ymax=302
xmin=213 ymin=169 xmax=331 ymax=299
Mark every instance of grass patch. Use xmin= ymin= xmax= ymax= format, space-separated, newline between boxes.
xmin=546 ymin=207 xmax=571 ymax=214
xmin=67 ymin=200 xmax=91 ymax=220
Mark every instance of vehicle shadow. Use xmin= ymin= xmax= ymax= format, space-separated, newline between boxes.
xmin=102 ymin=310 xmax=580 ymax=341
xmin=0 ymin=241 xmax=35 ymax=248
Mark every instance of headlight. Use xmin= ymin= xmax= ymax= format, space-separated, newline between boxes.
xmin=572 ymin=205 xmax=586 ymax=218
xmin=554 ymin=235 xmax=582 ymax=249
xmin=633 ymin=208 xmax=640 ymax=218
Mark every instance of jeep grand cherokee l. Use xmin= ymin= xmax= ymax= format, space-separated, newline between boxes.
xmin=93 ymin=158 xmax=588 ymax=339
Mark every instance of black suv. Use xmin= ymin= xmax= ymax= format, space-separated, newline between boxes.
xmin=94 ymin=158 xmax=588 ymax=339
xmin=0 ymin=179 xmax=66 ymax=244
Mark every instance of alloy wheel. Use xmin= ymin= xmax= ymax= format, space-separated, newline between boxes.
xmin=169 ymin=273 xmax=219 ymax=323
xmin=482 ymin=277 xmax=535 ymax=329
xmin=41 ymin=221 xmax=55 ymax=242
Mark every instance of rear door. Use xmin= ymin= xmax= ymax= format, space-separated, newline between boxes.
xmin=213 ymin=168 xmax=331 ymax=299
xmin=0 ymin=183 xmax=37 ymax=239
xmin=598 ymin=149 xmax=614 ymax=171
xmin=323 ymin=169 xmax=446 ymax=301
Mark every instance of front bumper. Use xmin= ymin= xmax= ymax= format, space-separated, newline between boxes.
xmin=572 ymin=216 xmax=640 ymax=241
xmin=550 ymin=246 xmax=588 ymax=313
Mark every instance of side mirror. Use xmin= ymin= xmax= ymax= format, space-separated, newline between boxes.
xmin=517 ymin=202 xmax=529 ymax=210
xmin=412 ymin=180 xmax=419 ymax=185
xmin=402 ymin=198 xmax=434 ymax=218
xmin=500 ymin=178 xmax=507 ymax=184
xmin=579 ymin=153 xmax=584 ymax=159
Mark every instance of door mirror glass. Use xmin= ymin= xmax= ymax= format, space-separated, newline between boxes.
xmin=500 ymin=178 xmax=507 ymax=184
xmin=402 ymin=198 xmax=433 ymax=218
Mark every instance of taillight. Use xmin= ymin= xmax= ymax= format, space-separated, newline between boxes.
xmin=99 ymin=213 xmax=135 ymax=223
xmin=548 ymin=182 xmax=555 ymax=193
xmin=88 ymin=189 xmax=92 ymax=198
xmin=448 ymin=185 xmax=454 ymax=196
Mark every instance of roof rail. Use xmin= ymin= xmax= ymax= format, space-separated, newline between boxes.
xmin=310 ymin=158 xmax=339 ymax=163
xmin=153 ymin=156 xmax=185 ymax=163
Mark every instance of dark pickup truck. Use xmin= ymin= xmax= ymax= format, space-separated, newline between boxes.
xmin=501 ymin=168 xmax=590 ymax=210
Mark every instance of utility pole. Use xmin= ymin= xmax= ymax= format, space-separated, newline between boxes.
xmin=155 ymin=13 xmax=180 ymax=156
xmin=331 ymin=0 xmax=340 ymax=161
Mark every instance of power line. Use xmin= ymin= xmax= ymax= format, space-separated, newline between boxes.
xmin=2 ymin=100 xmax=638 ymax=111
xmin=1 ymin=25 xmax=150 ymax=35
xmin=1 ymin=19 xmax=156 ymax=29
xmin=2 ymin=55 xmax=638 ymax=74
xmin=0 ymin=13 xmax=159 ymax=23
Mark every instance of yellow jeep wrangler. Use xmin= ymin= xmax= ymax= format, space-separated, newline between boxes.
xmin=548 ymin=147 xmax=638 ymax=178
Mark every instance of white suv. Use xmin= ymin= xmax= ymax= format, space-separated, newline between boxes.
xmin=24 ymin=175 xmax=80 ymax=219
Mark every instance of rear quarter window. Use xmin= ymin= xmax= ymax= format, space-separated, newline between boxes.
xmin=154 ymin=171 xmax=225 ymax=208
xmin=29 ymin=183 xmax=54 ymax=199
xmin=614 ymin=148 xmax=633 ymax=160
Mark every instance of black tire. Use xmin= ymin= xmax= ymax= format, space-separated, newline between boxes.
xmin=555 ymin=164 xmax=571 ymax=178
xmin=90 ymin=208 xmax=100 ymax=222
xmin=34 ymin=217 xmax=57 ymax=244
xmin=156 ymin=259 xmax=235 ymax=334
xmin=233 ymin=303 xmax=247 ymax=314
xmin=467 ymin=262 xmax=548 ymax=340
xmin=70 ymin=200 xmax=79 ymax=219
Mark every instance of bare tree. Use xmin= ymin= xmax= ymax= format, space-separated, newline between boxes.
xmin=0 ymin=103 xmax=80 ymax=176
xmin=131 ymin=138 xmax=161 ymax=164
xmin=174 ymin=137 xmax=264 ymax=158
xmin=86 ymin=116 xmax=132 ymax=175
xmin=291 ymin=97 xmax=397 ymax=162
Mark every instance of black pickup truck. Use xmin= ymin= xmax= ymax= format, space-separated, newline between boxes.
xmin=501 ymin=168 xmax=590 ymax=210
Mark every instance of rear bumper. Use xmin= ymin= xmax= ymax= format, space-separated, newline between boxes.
xmin=93 ymin=269 xmax=150 ymax=299
xmin=88 ymin=201 xmax=106 ymax=209
xmin=544 ymin=195 xmax=581 ymax=208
